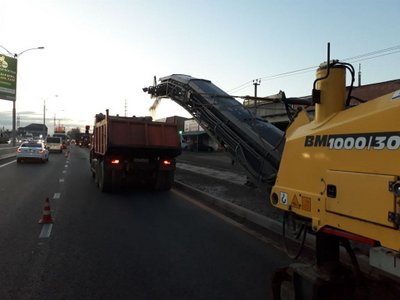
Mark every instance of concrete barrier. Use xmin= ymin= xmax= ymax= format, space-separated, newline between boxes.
xmin=0 ymin=147 xmax=17 ymax=160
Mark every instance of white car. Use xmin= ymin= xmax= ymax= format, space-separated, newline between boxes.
xmin=16 ymin=141 xmax=49 ymax=163
xmin=45 ymin=136 xmax=63 ymax=153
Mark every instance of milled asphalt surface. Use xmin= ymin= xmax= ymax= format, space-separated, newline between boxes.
xmin=174 ymin=150 xmax=284 ymax=233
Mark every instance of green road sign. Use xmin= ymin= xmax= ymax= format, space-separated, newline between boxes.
xmin=0 ymin=55 xmax=17 ymax=101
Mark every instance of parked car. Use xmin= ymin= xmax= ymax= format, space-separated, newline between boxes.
xmin=16 ymin=142 xmax=49 ymax=163
xmin=45 ymin=136 xmax=63 ymax=153
xmin=181 ymin=139 xmax=191 ymax=150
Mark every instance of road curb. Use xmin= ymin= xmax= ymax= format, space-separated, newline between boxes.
xmin=174 ymin=180 xmax=282 ymax=235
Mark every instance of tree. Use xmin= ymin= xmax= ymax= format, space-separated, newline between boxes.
xmin=67 ymin=127 xmax=81 ymax=140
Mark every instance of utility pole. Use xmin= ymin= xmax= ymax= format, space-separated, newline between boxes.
xmin=253 ymin=78 xmax=261 ymax=98
xmin=358 ymin=64 xmax=362 ymax=87
xmin=253 ymin=79 xmax=261 ymax=112
xmin=42 ymin=94 xmax=57 ymax=128
xmin=124 ymin=98 xmax=128 ymax=117
xmin=43 ymin=99 xmax=46 ymax=126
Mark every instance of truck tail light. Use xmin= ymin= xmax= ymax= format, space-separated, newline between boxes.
xmin=111 ymin=159 xmax=120 ymax=164
xmin=160 ymin=159 xmax=175 ymax=171
xmin=162 ymin=160 xmax=172 ymax=165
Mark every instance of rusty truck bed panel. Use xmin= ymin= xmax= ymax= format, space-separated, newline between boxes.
xmin=93 ymin=116 xmax=180 ymax=156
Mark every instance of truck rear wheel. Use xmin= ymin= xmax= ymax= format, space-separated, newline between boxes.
xmin=94 ymin=163 xmax=100 ymax=185
xmin=98 ymin=161 xmax=112 ymax=192
xmin=111 ymin=171 xmax=123 ymax=191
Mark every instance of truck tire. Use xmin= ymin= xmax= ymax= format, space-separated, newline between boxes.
xmin=112 ymin=171 xmax=122 ymax=191
xmin=98 ymin=161 xmax=112 ymax=192
xmin=90 ymin=157 xmax=97 ymax=179
xmin=94 ymin=163 xmax=100 ymax=186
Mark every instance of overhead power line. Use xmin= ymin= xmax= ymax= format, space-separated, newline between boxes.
xmin=342 ymin=44 xmax=400 ymax=62
xmin=228 ymin=44 xmax=400 ymax=94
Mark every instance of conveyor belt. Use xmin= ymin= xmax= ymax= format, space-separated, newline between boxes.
xmin=144 ymin=74 xmax=284 ymax=184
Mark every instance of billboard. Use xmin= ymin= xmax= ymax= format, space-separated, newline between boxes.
xmin=0 ymin=55 xmax=17 ymax=101
xmin=184 ymin=119 xmax=204 ymax=132
xmin=55 ymin=126 xmax=66 ymax=133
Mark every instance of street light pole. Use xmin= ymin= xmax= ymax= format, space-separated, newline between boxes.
xmin=16 ymin=47 xmax=44 ymax=58
xmin=0 ymin=45 xmax=14 ymax=56
xmin=0 ymin=45 xmax=45 ymax=146
xmin=43 ymin=94 xmax=58 ymax=128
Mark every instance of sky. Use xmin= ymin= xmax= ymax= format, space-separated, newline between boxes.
xmin=0 ymin=0 xmax=399 ymax=133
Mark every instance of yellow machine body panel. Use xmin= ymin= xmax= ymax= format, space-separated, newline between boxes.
xmin=271 ymin=66 xmax=400 ymax=251
xmin=325 ymin=170 xmax=395 ymax=227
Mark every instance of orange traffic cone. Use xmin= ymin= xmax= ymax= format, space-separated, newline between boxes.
xmin=38 ymin=197 xmax=54 ymax=224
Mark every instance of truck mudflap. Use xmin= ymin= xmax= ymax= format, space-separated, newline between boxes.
xmin=154 ymin=158 xmax=176 ymax=190
xmin=98 ymin=160 xmax=112 ymax=192
xmin=154 ymin=170 xmax=175 ymax=190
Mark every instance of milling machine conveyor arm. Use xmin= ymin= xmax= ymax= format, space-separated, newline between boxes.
xmin=144 ymin=74 xmax=285 ymax=184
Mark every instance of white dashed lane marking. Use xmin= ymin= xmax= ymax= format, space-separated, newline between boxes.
xmin=39 ymin=224 xmax=53 ymax=239
xmin=38 ymin=155 xmax=68 ymax=239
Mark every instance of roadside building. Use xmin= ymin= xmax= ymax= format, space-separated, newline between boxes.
xmin=181 ymin=119 xmax=220 ymax=152
xmin=156 ymin=115 xmax=188 ymax=133
xmin=17 ymin=123 xmax=48 ymax=139
xmin=165 ymin=116 xmax=187 ymax=133
xmin=157 ymin=116 xmax=220 ymax=152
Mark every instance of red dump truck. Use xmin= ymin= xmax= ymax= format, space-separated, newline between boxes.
xmin=90 ymin=110 xmax=181 ymax=192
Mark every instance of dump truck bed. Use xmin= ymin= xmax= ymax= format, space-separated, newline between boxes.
xmin=93 ymin=115 xmax=181 ymax=157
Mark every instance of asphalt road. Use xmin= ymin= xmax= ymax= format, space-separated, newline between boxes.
xmin=0 ymin=146 xmax=292 ymax=299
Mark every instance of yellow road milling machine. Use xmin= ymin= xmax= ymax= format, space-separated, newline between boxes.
xmin=144 ymin=46 xmax=400 ymax=298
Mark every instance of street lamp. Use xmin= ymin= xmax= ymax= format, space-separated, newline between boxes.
xmin=43 ymin=94 xmax=58 ymax=126
xmin=16 ymin=47 xmax=45 ymax=58
xmin=0 ymin=45 xmax=45 ymax=146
